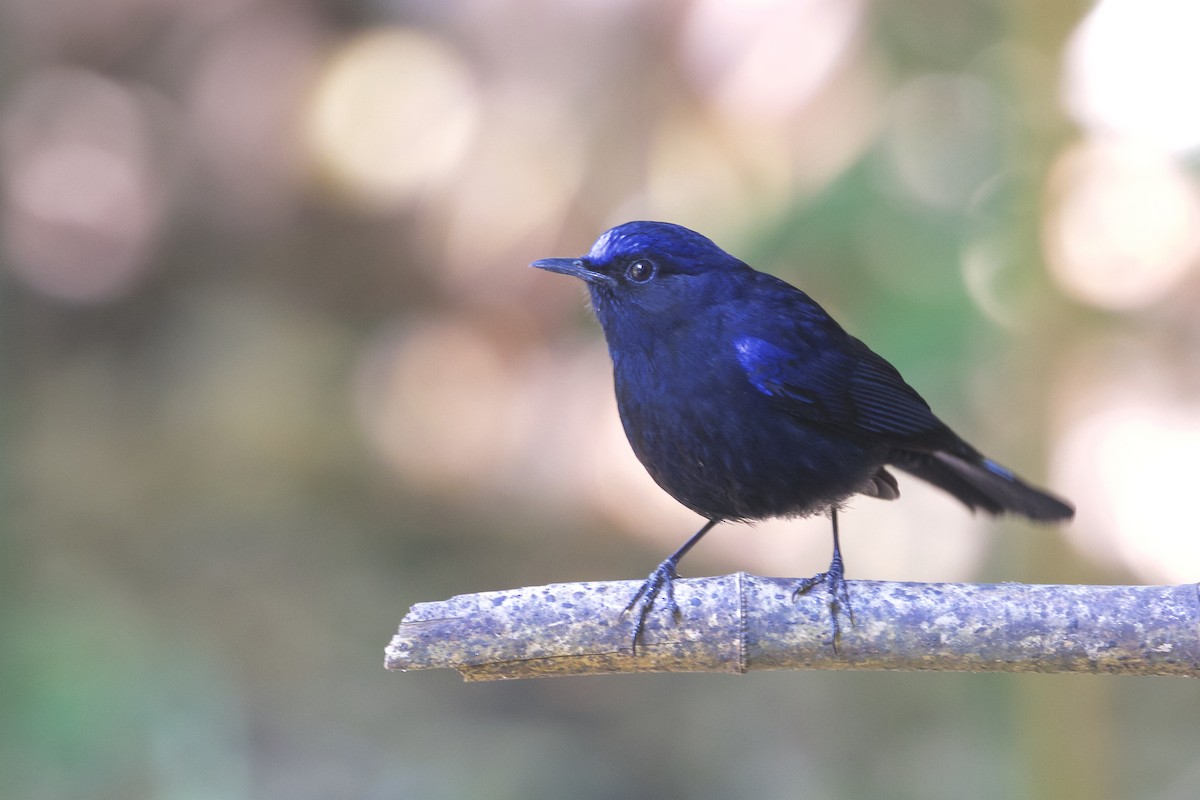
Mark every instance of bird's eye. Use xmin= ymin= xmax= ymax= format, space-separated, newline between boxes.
xmin=626 ymin=259 xmax=656 ymax=284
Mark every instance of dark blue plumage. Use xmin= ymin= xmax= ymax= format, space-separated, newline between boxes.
xmin=533 ymin=221 xmax=1073 ymax=650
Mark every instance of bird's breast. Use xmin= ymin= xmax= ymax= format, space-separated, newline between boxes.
xmin=610 ymin=343 xmax=879 ymax=521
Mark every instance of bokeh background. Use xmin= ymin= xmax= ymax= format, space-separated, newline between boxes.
xmin=4 ymin=0 xmax=1199 ymax=798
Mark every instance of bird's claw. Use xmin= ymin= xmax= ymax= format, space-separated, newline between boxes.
xmin=793 ymin=559 xmax=853 ymax=652
xmin=622 ymin=559 xmax=681 ymax=654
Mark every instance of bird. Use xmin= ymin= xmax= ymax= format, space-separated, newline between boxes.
xmin=532 ymin=221 xmax=1074 ymax=652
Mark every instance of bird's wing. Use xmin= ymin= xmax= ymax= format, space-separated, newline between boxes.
xmin=733 ymin=332 xmax=952 ymax=446
xmin=844 ymin=344 xmax=947 ymax=437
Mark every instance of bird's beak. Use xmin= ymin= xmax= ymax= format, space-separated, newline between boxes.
xmin=530 ymin=258 xmax=614 ymax=285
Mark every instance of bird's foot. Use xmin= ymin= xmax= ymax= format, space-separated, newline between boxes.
xmin=621 ymin=559 xmax=682 ymax=655
xmin=792 ymin=558 xmax=853 ymax=653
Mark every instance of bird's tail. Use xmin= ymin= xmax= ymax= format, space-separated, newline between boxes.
xmin=890 ymin=448 xmax=1073 ymax=522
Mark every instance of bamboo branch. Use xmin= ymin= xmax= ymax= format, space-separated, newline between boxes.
xmin=385 ymin=574 xmax=1200 ymax=681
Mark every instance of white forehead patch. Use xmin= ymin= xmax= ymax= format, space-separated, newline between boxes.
xmin=588 ymin=228 xmax=629 ymax=260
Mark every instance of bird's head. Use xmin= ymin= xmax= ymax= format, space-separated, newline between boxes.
xmin=532 ymin=221 xmax=751 ymax=337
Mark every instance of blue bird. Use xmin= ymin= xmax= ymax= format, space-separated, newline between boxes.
xmin=532 ymin=221 xmax=1074 ymax=650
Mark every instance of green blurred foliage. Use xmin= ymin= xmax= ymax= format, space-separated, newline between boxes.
xmin=2 ymin=2 xmax=1198 ymax=800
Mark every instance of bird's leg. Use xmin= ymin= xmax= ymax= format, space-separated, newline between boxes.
xmin=622 ymin=518 xmax=720 ymax=654
xmin=793 ymin=508 xmax=853 ymax=652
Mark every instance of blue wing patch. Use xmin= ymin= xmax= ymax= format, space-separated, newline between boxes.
xmin=734 ymin=337 xmax=813 ymax=403
xmin=735 ymin=335 xmax=946 ymax=441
